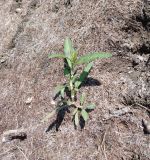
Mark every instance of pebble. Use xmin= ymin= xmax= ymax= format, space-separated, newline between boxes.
xmin=15 ymin=8 xmax=22 ymax=14
xmin=2 ymin=129 xmax=27 ymax=143
xmin=142 ymin=119 xmax=150 ymax=134
xmin=25 ymin=97 xmax=33 ymax=105
xmin=51 ymin=99 xmax=56 ymax=105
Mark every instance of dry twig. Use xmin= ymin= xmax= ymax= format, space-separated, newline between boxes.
xmin=15 ymin=145 xmax=28 ymax=160
xmin=132 ymin=103 xmax=150 ymax=112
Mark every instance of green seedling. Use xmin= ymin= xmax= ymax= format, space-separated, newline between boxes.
xmin=43 ymin=38 xmax=112 ymax=128
xmin=72 ymin=93 xmax=96 ymax=126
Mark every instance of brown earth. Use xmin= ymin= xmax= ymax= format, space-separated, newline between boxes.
xmin=0 ymin=0 xmax=150 ymax=160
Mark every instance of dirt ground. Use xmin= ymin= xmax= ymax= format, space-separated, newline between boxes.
xmin=0 ymin=0 xmax=150 ymax=160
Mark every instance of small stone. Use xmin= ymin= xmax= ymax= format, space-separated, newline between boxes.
xmin=28 ymin=105 xmax=32 ymax=109
xmin=0 ymin=58 xmax=6 ymax=63
xmin=142 ymin=119 xmax=150 ymax=134
xmin=132 ymin=55 xmax=146 ymax=66
xmin=2 ymin=129 xmax=27 ymax=143
xmin=137 ymin=55 xmax=145 ymax=61
xmin=109 ymin=107 xmax=131 ymax=116
xmin=51 ymin=99 xmax=56 ymax=105
xmin=15 ymin=8 xmax=22 ymax=14
xmin=25 ymin=97 xmax=33 ymax=104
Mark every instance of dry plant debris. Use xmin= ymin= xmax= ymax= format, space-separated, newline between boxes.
xmin=0 ymin=0 xmax=150 ymax=159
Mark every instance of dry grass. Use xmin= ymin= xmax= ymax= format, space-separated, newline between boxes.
xmin=0 ymin=0 xmax=149 ymax=160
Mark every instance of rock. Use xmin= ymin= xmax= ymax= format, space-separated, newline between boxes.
xmin=142 ymin=119 xmax=150 ymax=134
xmin=104 ymin=107 xmax=131 ymax=120
xmin=0 ymin=55 xmax=7 ymax=64
xmin=121 ymin=71 xmax=150 ymax=107
xmin=2 ymin=129 xmax=27 ymax=143
xmin=15 ymin=8 xmax=22 ymax=14
xmin=0 ymin=59 xmax=6 ymax=63
xmin=109 ymin=107 xmax=131 ymax=116
xmin=143 ymin=0 xmax=150 ymax=20
xmin=51 ymin=99 xmax=56 ymax=105
xmin=132 ymin=55 xmax=146 ymax=67
xmin=25 ymin=97 xmax=33 ymax=104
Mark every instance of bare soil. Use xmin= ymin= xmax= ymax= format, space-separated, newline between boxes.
xmin=0 ymin=0 xmax=150 ymax=160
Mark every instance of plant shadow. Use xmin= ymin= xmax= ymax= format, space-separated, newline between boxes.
xmin=79 ymin=116 xmax=85 ymax=129
xmin=78 ymin=109 xmax=94 ymax=130
xmin=46 ymin=106 xmax=69 ymax=132
xmin=82 ymin=77 xmax=101 ymax=87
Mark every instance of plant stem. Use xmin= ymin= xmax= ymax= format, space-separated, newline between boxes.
xmin=70 ymin=70 xmax=75 ymax=101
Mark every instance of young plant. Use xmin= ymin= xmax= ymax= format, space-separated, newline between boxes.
xmin=72 ymin=93 xmax=96 ymax=126
xmin=43 ymin=38 xmax=112 ymax=128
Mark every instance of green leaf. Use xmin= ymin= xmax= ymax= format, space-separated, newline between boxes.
xmin=66 ymin=100 xmax=72 ymax=105
xmin=75 ymin=81 xmax=81 ymax=89
xmin=60 ymin=87 xmax=65 ymax=98
xmin=54 ymin=85 xmax=65 ymax=96
xmin=48 ymin=54 xmax=66 ymax=59
xmin=80 ymin=93 xmax=86 ymax=106
xmin=80 ymin=62 xmax=93 ymax=81
xmin=86 ymin=104 xmax=96 ymax=110
xmin=74 ymin=111 xmax=79 ymax=126
xmin=72 ymin=108 xmax=78 ymax=115
xmin=64 ymin=38 xmax=75 ymax=68
xmin=72 ymin=74 xmax=78 ymax=83
xmin=76 ymin=52 xmax=112 ymax=64
xmin=71 ymin=50 xmax=78 ymax=63
xmin=64 ymin=67 xmax=70 ymax=76
xmin=41 ymin=110 xmax=56 ymax=123
xmin=75 ymin=62 xmax=93 ymax=89
xmin=67 ymin=59 xmax=72 ymax=69
xmin=81 ymin=109 xmax=89 ymax=121
xmin=64 ymin=59 xmax=71 ymax=76
xmin=64 ymin=37 xmax=73 ymax=59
